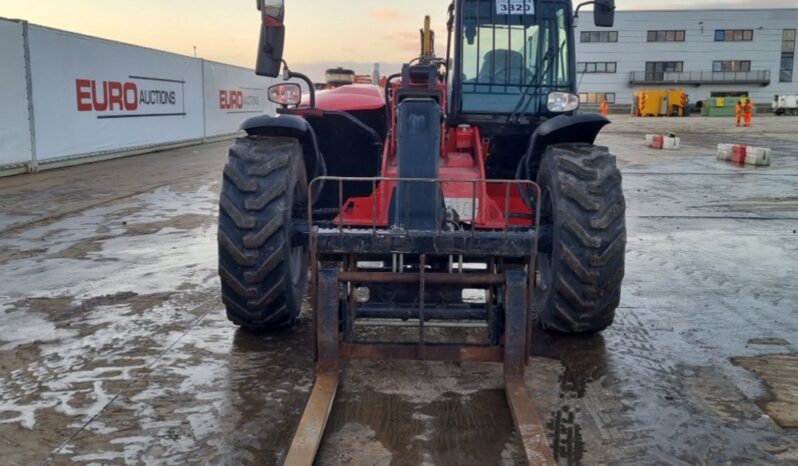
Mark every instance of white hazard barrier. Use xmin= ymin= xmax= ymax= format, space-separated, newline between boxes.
xmin=203 ymin=60 xmax=276 ymax=138
xmin=645 ymin=133 xmax=680 ymax=150
xmin=717 ymin=144 xmax=771 ymax=166
xmin=27 ymin=25 xmax=206 ymax=161
xmin=0 ymin=18 xmax=277 ymax=175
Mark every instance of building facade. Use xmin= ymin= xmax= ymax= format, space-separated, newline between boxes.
xmin=574 ymin=8 xmax=798 ymax=108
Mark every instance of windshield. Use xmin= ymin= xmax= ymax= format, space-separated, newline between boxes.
xmin=459 ymin=0 xmax=571 ymax=114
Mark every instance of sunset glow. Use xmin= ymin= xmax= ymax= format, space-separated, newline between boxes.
xmin=2 ymin=0 xmax=794 ymax=79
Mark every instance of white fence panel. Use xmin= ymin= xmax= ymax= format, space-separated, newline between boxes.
xmin=202 ymin=60 xmax=276 ymax=137
xmin=27 ymin=26 xmax=205 ymax=161
xmin=0 ymin=19 xmax=33 ymax=167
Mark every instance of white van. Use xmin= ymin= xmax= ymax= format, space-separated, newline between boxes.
xmin=773 ymin=95 xmax=798 ymax=115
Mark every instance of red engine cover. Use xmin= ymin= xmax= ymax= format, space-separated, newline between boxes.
xmin=311 ymin=85 xmax=385 ymax=112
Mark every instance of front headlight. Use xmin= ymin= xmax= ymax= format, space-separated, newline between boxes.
xmin=547 ymin=92 xmax=580 ymax=113
xmin=268 ymin=83 xmax=302 ymax=106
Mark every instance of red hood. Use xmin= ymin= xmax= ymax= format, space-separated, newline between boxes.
xmin=308 ymin=85 xmax=385 ymax=112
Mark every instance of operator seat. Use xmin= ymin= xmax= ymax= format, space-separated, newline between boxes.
xmin=478 ymin=49 xmax=530 ymax=85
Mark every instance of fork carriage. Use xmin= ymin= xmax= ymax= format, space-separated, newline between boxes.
xmin=281 ymin=176 xmax=556 ymax=465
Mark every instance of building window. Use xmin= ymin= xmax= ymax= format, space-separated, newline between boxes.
xmin=782 ymin=29 xmax=796 ymax=82
xmin=780 ymin=55 xmax=794 ymax=82
xmin=578 ymin=92 xmax=616 ymax=104
xmin=580 ymin=31 xmax=618 ymax=43
xmin=576 ymin=62 xmax=617 ymax=73
xmin=714 ymin=29 xmax=753 ymax=41
xmin=647 ymin=30 xmax=685 ymax=42
xmin=645 ymin=61 xmax=683 ymax=80
xmin=710 ymin=91 xmax=749 ymax=99
xmin=712 ymin=60 xmax=751 ymax=72
xmin=784 ymin=29 xmax=796 ymax=52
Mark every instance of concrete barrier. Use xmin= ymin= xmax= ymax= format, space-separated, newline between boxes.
xmin=717 ymin=144 xmax=771 ymax=166
xmin=645 ymin=134 xmax=680 ymax=150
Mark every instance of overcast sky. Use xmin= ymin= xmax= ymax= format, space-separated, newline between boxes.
xmin=2 ymin=0 xmax=795 ymax=79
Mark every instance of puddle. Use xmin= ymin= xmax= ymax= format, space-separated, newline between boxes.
xmin=0 ymin=299 xmax=194 ymax=429
xmin=321 ymin=423 xmax=392 ymax=466
xmin=0 ymin=186 xmax=217 ymax=259
xmin=0 ymin=303 xmax=77 ymax=351
xmin=321 ymin=371 xmax=519 ymax=466
xmin=529 ymin=331 xmax=607 ymax=464
xmin=0 ymin=212 xmax=37 ymax=231
xmin=33 ymin=317 xmax=316 ymax=465
xmin=0 ymin=224 xmax=217 ymax=301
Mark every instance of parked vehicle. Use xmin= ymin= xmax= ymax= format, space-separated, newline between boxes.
xmin=773 ymin=94 xmax=798 ymax=115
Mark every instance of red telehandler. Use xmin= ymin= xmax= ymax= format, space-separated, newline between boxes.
xmin=218 ymin=1 xmax=623 ymax=463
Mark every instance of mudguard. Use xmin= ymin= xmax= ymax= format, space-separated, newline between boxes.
xmin=241 ymin=114 xmax=326 ymax=189
xmin=520 ymin=113 xmax=611 ymax=179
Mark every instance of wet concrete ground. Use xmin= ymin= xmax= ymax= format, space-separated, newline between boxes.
xmin=1 ymin=116 xmax=797 ymax=465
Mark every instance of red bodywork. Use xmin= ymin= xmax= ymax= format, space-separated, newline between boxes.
xmin=311 ymin=85 xmax=385 ymax=111
xmin=302 ymin=82 xmax=533 ymax=229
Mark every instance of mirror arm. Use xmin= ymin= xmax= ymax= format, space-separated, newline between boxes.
xmin=282 ymin=62 xmax=316 ymax=109
xmin=573 ymin=0 xmax=595 ymax=20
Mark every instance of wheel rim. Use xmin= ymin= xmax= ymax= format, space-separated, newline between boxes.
xmin=536 ymin=186 xmax=555 ymax=295
xmin=290 ymin=243 xmax=304 ymax=287
xmin=289 ymin=182 xmax=307 ymax=289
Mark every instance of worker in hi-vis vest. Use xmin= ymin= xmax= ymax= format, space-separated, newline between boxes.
xmin=743 ymin=99 xmax=754 ymax=127
xmin=600 ymin=98 xmax=609 ymax=116
xmin=735 ymin=100 xmax=744 ymax=127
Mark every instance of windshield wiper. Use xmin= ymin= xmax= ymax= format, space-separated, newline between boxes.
xmin=508 ymin=44 xmax=557 ymax=124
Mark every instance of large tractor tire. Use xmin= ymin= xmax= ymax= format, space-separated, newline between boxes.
xmin=218 ymin=136 xmax=309 ymax=331
xmin=535 ymin=144 xmax=626 ymax=334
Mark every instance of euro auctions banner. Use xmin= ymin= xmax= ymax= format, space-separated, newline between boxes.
xmin=203 ymin=60 xmax=276 ymax=137
xmin=74 ymin=76 xmax=187 ymax=118
xmin=0 ymin=19 xmax=33 ymax=166
xmin=28 ymin=25 xmax=205 ymax=161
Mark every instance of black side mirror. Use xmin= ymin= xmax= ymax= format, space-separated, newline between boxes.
xmin=255 ymin=0 xmax=286 ymax=77
xmin=593 ymin=0 xmax=615 ymax=27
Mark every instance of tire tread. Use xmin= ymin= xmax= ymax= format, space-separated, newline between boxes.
xmin=537 ymin=143 xmax=626 ymax=334
xmin=218 ymin=136 xmax=308 ymax=331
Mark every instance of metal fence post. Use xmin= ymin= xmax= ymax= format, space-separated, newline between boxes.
xmin=21 ymin=21 xmax=38 ymax=173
